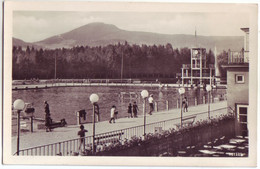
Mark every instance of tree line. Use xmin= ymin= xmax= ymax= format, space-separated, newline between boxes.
xmin=13 ymin=42 xmax=220 ymax=80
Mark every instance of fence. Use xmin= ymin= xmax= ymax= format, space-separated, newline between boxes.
xmin=228 ymin=51 xmax=249 ymax=64
xmin=152 ymin=94 xmax=226 ymax=113
xmin=12 ymin=78 xmax=165 ymax=90
xmin=16 ymin=107 xmax=229 ymax=156
xmin=74 ymin=92 xmax=227 ymax=125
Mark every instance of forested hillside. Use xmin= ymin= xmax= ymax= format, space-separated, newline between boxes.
xmin=12 ymin=42 xmax=215 ymax=80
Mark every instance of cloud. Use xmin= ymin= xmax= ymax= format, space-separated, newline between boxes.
xmin=13 ymin=14 xmax=50 ymax=42
xmin=13 ymin=11 xmax=108 ymax=42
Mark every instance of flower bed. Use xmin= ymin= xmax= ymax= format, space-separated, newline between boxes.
xmin=83 ymin=112 xmax=235 ymax=156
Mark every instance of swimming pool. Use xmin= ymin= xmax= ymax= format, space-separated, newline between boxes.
xmin=12 ymin=86 xmax=226 ymax=125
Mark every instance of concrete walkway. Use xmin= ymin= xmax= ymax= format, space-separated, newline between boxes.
xmin=12 ymin=101 xmax=228 ymax=155
xmin=12 ymin=82 xmax=178 ymax=90
xmin=12 ymin=82 xmax=227 ymax=90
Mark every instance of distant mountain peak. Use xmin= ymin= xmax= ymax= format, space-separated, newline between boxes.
xmin=85 ymin=22 xmax=117 ymax=27
xmin=69 ymin=22 xmax=121 ymax=32
xmin=13 ymin=22 xmax=243 ymax=52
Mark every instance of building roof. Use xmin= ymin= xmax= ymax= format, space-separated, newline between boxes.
xmin=222 ymin=63 xmax=249 ymax=70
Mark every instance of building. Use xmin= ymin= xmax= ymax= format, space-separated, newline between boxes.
xmin=222 ymin=28 xmax=249 ymax=136
xmin=180 ymin=47 xmax=215 ymax=86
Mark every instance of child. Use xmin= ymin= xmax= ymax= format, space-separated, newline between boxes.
xmin=183 ymin=97 xmax=188 ymax=112
xmin=78 ymin=125 xmax=88 ymax=152
xmin=109 ymin=105 xmax=116 ymax=123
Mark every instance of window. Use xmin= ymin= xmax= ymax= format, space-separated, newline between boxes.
xmin=235 ymin=75 xmax=245 ymax=84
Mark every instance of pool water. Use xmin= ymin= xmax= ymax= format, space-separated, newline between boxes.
xmin=12 ymin=86 xmax=226 ymax=125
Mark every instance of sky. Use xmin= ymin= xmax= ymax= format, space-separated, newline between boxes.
xmin=13 ymin=11 xmax=250 ymax=42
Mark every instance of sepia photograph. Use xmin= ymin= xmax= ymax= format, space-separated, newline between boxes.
xmin=3 ymin=1 xmax=258 ymax=167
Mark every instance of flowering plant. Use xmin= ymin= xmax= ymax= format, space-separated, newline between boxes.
xmin=87 ymin=113 xmax=235 ymax=155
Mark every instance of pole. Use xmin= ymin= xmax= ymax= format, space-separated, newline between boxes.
xmin=92 ymin=104 xmax=95 ymax=153
xmin=121 ymin=53 xmax=123 ymax=83
xmin=30 ymin=117 xmax=33 ymax=132
xmin=208 ymin=91 xmax=211 ymax=119
xmin=54 ymin=54 xmax=57 ymax=79
xmin=181 ymin=95 xmax=183 ymax=128
xmin=210 ymin=68 xmax=212 ymax=86
xmin=76 ymin=111 xmax=80 ymax=125
xmin=155 ymin=102 xmax=158 ymax=112
xmin=17 ymin=110 xmax=21 ymax=156
xmin=143 ymin=99 xmax=146 ymax=136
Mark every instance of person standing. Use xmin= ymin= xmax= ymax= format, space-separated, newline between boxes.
xmin=183 ymin=97 xmax=188 ymax=112
xmin=148 ymin=94 xmax=154 ymax=115
xmin=133 ymin=102 xmax=139 ymax=118
xmin=109 ymin=105 xmax=116 ymax=123
xmin=44 ymin=101 xmax=52 ymax=132
xmin=78 ymin=125 xmax=88 ymax=153
xmin=114 ymin=109 xmax=118 ymax=119
xmin=44 ymin=101 xmax=50 ymax=116
xmin=127 ymin=103 xmax=133 ymax=118
xmin=94 ymin=102 xmax=100 ymax=122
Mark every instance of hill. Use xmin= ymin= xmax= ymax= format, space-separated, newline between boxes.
xmin=14 ymin=22 xmax=243 ymax=52
xmin=13 ymin=37 xmax=40 ymax=49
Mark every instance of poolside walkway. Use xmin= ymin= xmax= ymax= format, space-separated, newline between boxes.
xmin=12 ymin=101 xmax=228 ymax=154
xmin=12 ymin=82 xmax=227 ymax=90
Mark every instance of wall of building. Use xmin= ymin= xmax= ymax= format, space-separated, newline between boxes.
xmin=227 ymin=68 xmax=249 ymax=110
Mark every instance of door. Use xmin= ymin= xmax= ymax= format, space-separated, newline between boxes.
xmin=237 ymin=104 xmax=248 ymax=137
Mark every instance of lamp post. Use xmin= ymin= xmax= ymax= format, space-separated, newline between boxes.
xmin=206 ymin=85 xmax=212 ymax=119
xmin=13 ymin=99 xmax=25 ymax=156
xmin=141 ymin=90 xmax=149 ymax=136
xmin=178 ymin=87 xmax=185 ymax=128
xmin=89 ymin=93 xmax=99 ymax=154
xmin=54 ymin=53 xmax=57 ymax=79
xmin=121 ymin=52 xmax=123 ymax=84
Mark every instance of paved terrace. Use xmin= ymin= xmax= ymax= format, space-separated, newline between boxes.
xmin=12 ymin=101 xmax=228 ymax=155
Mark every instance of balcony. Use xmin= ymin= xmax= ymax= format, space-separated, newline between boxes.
xmin=228 ymin=51 xmax=249 ymax=64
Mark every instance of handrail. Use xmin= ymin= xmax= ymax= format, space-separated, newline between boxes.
xmin=95 ymin=107 xmax=227 ymax=136
xmin=16 ymin=106 xmax=228 ymax=156
xmin=14 ymin=137 xmax=81 ymax=153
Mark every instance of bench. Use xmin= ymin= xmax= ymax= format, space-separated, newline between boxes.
xmin=49 ymin=119 xmax=67 ymax=129
xmin=95 ymin=132 xmax=124 ymax=144
xmin=176 ymin=115 xmax=196 ymax=129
